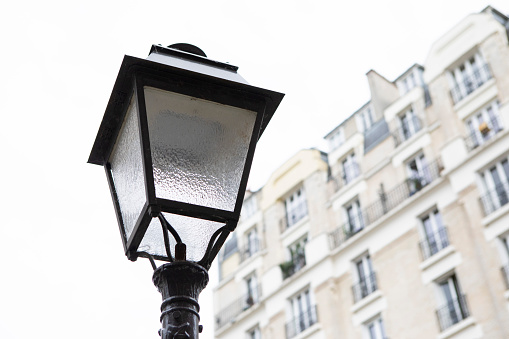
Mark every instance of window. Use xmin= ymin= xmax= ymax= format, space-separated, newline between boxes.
xmin=397 ymin=107 xmax=421 ymax=143
xmin=398 ymin=72 xmax=417 ymax=95
xmin=329 ymin=127 xmax=345 ymax=150
xmin=465 ymin=100 xmax=502 ymax=150
xmin=247 ymin=326 xmax=261 ymax=339
xmin=344 ymin=199 xmax=364 ymax=238
xmin=342 ymin=153 xmax=360 ymax=185
xmin=356 ymin=106 xmax=375 ymax=133
xmin=365 ymin=316 xmax=387 ymax=339
xmin=436 ymin=275 xmax=469 ymax=331
xmin=419 ymin=210 xmax=449 ymax=260
xmin=281 ymin=236 xmax=308 ymax=279
xmin=448 ymin=53 xmax=492 ymax=104
xmin=287 ymin=289 xmax=317 ymax=338
xmin=406 ymin=154 xmax=431 ymax=195
xmin=284 ymin=187 xmax=308 ymax=228
xmin=244 ymin=227 xmax=259 ymax=259
xmin=241 ymin=195 xmax=258 ymax=221
xmin=353 ymin=254 xmax=377 ymax=302
xmin=479 ymin=157 xmax=509 ymax=215
xmin=244 ymin=274 xmax=259 ymax=309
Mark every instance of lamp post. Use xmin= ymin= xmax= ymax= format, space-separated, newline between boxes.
xmin=88 ymin=43 xmax=283 ymax=338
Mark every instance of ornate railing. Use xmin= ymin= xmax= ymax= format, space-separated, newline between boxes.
xmin=392 ymin=116 xmax=422 ymax=147
xmin=328 ymin=213 xmax=365 ymax=249
xmin=464 ymin=115 xmax=503 ymax=151
xmin=332 ymin=162 xmax=361 ymax=192
xmin=239 ymin=238 xmax=261 ymax=263
xmin=280 ymin=253 xmax=306 ymax=280
xmin=436 ymin=294 xmax=470 ymax=331
xmin=280 ymin=201 xmax=308 ymax=233
xmin=419 ymin=227 xmax=450 ymax=260
xmin=479 ymin=181 xmax=509 ymax=215
xmin=285 ymin=305 xmax=318 ymax=339
xmin=352 ymin=272 xmax=378 ymax=303
xmin=215 ymin=285 xmax=262 ymax=330
xmin=329 ymin=158 xmax=443 ymax=250
xmin=450 ymin=64 xmax=492 ymax=104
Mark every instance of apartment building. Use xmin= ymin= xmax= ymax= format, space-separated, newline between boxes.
xmin=212 ymin=6 xmax=509 ymax=339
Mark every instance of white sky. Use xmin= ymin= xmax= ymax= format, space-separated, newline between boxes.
xmin=0 ymin=1 xmax=507 ymax=339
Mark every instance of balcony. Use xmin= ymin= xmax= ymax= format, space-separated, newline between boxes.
xmin=479 ymin=181 xmax=509 ymax=215
xmin=328 ymin=158 xmax=443 ymax=250
xmin=391 ymin=116 xmax=422 ymax=147
xmin=436 ymin=294 xmax=470 ymax=331
xmin=501 ymin=265 xmax=509 ymax=289
xmin=352 ymin=272 xmax=378 ymax=303
xmin=285 ymin=305 xmax=318 ymax=339
xmin=450 ymin=64 xmax=492 ymax=104
xmin=239 ymin=238 xmax=261 ymax=263
xmin=464 ymin=116 xmax=503 ymax=151
xmin=328 ymin=213 xmax=365 ymax=249
xmin=332 ymin=162 xmax=361 ymax=192
xmin=215 ymin=285 xmax=262 ymax=330
xmin=419 ymin=227 xmax=450 ymax=260
xmin=280 ymin=202 xmax=308 ymax=233
xmin=280 ymin=252 xmax=306 ymax=280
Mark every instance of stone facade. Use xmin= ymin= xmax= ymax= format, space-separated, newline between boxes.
xmin=213 ymin=7 xmax=509 ymax=339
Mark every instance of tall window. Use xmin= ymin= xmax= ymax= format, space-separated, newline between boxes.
xmin=329 ymin=127 xmax=345 ymax=150
xmin=398 ymin=72 xmax=417 ymax=95
xmin=287 ymin=289 xmax=317 ymax=338
xmin=241 ymin=195 xmax=257 ymax=221
xmin=406 ymin=154 xmax=430 ymax=195
xmin=356 ymin=106 xmax=375 ymax=133
xmin=342 ymin=153 xmax=360 ymax=185
xmin=285 ymin=187 xmax=308 ymax=228
xmin=479 ymin=157 xmax=509 ymax=214
xmin=244 ymin=274 xmax=259 ymax=308
xmin=245 ymin=227 xmax=259 ymax=258
xmin=344 ymin=199 xmax=364 ymax=238
xmin=365 ymin=317 xmax=387 ymax=339
xmin=465 ymin=100 xmax=502 ymax=150
xmin=398 ymin=108 xmax=421 ymax=142
xmin=500 ymin=234 xmax=509 ymax=289
xmin=353 ymin=254 xmax=377 ymax=302
xmin=247 ymin=326 xmax=261 ymax=339
xmin=420 ymin=210 xmax=449 ymax=260
xmin=436 ymin=275 xmax=469 ymax=331
xmin=448 ymin=53 xmax=491 ymax=103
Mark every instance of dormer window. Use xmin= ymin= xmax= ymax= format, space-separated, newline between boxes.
xmin=448 ymin=52 xmax=492 ymax=104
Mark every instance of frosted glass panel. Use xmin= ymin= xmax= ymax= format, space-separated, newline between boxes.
xmin=139 ymin=213 xmax=225 ymax=262
xmin=109 ymin=97 xmax=146 ymax=240
xmin=144 ymin=87 xmax=257 ymax=211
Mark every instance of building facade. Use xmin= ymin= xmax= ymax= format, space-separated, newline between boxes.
xmin=212 ymin=7 xmax=509 ymax=339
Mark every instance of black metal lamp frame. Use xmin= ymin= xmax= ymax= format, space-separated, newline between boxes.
xmin=89 ymin=45 xmax=284 ymax=338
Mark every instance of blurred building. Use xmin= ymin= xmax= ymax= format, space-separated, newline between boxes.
xmin=212 ymin=6 xmax=509 ymax=339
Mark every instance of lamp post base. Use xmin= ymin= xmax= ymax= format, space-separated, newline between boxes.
xmin=153 ymin=262 xmax=209 ymax=339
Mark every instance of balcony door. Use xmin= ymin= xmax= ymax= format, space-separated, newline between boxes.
xmin=290 ymin=289 xmax=312 ymax=333
xmin=345 ymin=200 xmax=364 ymax=235
xmin=355 ymin=255 xmax=375 ymax=298
xmin=407 ymin=154 xmax=430 ymax=194
xmin=480 ymin=159 xmax=509 ymax=212
xmin=422 ymin=210 xmax=448 ymax=257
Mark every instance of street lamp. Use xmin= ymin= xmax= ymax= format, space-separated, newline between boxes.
xmin=88 ymin=43 xmax=283 ymax=338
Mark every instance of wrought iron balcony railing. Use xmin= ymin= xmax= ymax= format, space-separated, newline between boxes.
xmin=215 ymin=285 xmax=262 ymax=330
xmin=280 ymin=252 xmax=306 ymax=280
xmin=436 ymin=294 xmax=470 ymax=331
xmin=328 ymin=213 xmax=365 ymax=249
xmin=419 ymin=227 xmax=450 ymax=260
xmin=479 ymin=181 xmax=509 ymax=216
xmin=329 ymin=158 xmax=443 ymax=250
xmin=285 ymin=305 xmax=318 ymax=339
xmin=352 ymin=272 xmax=378 ymax=303
xmin=239 ymin=238 xmax=261 ymax=263
xmin=280 ymin=201 xmax=308 ymax=233
xmin=450 ymin=64 xmax=492 ymax=104
xmin=464 ymin=116 xmax=503 ymax=151
xmin=392 ymin=116 xmax=422 ymax=147
xmin=501 ymin=265 xmax=509 ymax=290
xmin=333 ymin=162 xmax=361 ymax=192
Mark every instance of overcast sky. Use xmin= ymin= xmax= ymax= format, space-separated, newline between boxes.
xmin=1 ymin=1 xmax=508 ymax=339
